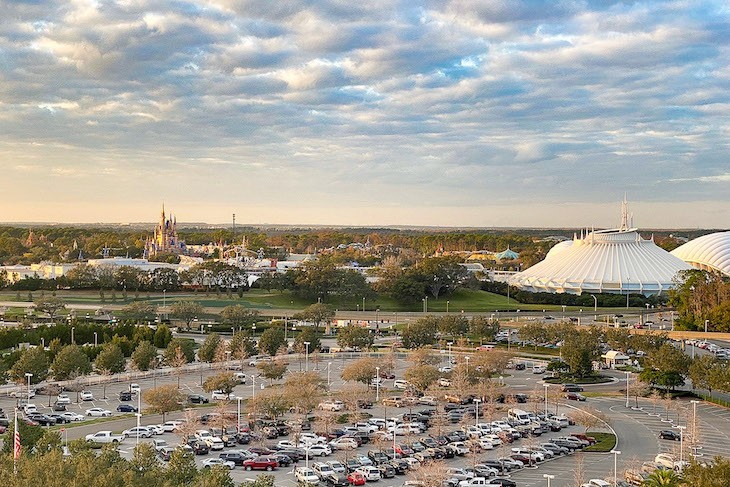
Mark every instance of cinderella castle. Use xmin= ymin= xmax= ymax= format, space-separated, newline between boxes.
xmin=144 ymin=205 xmax=187 ymax=258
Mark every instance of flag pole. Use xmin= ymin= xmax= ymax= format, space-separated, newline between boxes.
xmin=13 ymin=407 xmax=19 ymax=475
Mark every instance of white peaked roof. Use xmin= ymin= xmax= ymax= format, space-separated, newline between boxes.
xmin=671 ymin=231 xmax=730 ymax=277
xmin=510 ymin=200 xmax=692 ymax=296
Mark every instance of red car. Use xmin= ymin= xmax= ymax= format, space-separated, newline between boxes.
xmin=243 ymin=456 xmax=278 ymax=471
xmin=572 ymin=433 xmax=597 ymax=445
xmin=347 ymin=472 xmax=366 ymax=486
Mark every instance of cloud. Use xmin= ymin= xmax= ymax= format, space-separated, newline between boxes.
xmin=0 ymin=0 xmax=728 ymax=226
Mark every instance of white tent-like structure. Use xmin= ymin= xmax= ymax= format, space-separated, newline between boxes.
xmin=510 ymin=200 xmax=692 ymax=296
xmin=670 ymin=231 xmax=730 ymax=277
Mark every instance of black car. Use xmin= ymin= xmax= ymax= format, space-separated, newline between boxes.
xmin=357 ymin=399 xmax=374 ymax=409
xmin=489 ymin=479 xmax=517 ymax=487
xmin=322 ymin=472 xmax=349 ymax=486
xmin=219 ymin=452 xmax=248 ymax=465
xmin=367 ymin=450 xmax=389 ymax=464
xmin=659 ymin=430 xmax=681 ymax=441
xmin=235 ymin=432 xmax=251 ymax=444
xmin=27 ymin=414 xmax=56 ymax=426
xmin=187 ymin=440 xmax=210 ymax=455
xmin=514 ymin=363 xmax=526 ymax=370
xmin=481 ymin=460 xmax=510 ymax=474
xmin=48 ymin=413 xmax=70 ymax=424
xmin=389 ymin=459 xmax=408 ymax=475
xmin=271 ymin=453 xmax=293 ymax=467
xmin=119 ymin=391 xmax=132 ymax=401
xmin=378 ymin=463 xmax=396 ymax=478
xmin=52 ymin=402 xmax=67 ymax=411
xmin=277 ymin=449 xmax=304 ymax=462
xmin=117 ymin=404 xmax=138 ymax=413
xmin=352 ymin=431 xmax=370 ymax=444
xmin=188 ymin=394 xmax=209 ymax=404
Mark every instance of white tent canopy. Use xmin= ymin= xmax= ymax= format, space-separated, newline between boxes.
xmin=671 ymin=231 xmax=730 ymax=277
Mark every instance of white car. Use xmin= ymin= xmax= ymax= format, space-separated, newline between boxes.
xmin=295 ymin=467 xmax=320 ymax=484
xmin=206 ymin=437 xmax=225 ymax=450
xmin=61 ymin=412 xmax=85 ymax=421
xmin=449 ymin=442 xmax=471 ymax=455
xmin=329 ymin=437 xmax=358 ymax=450
xmin=123 ymin=427 xmax=152 ymax=438
xmin=276 ymin=440 xmax=301 ymax=449
xmin=129 ymin=383 xmax=140 ymax=394
xmin=447 ymin=468 xmax=475 ymax=481
xmin=23 ymin=404 xmax=38 ymax=415
xmin=354 ymin=422 xmax=378 ymax=433
xmin=299 ymin=433 xmax=326 ymax=445
xmin=356 ymin=466 xmax=381 ymax=481
xmin=80 ymin=391 xmax=94 ymax=401
xmin=318 ymin=400 xmax=344 ymax=411
xmin=11 ymin=389 xmax=35 ymax=398
xmin=477 ymin=438 xmax=495 ymax=450
xmin=403 ymin=457 xmax=421 ymax=469
xmin=393 ymin=379 xmax=409 ymax=389
xmin=147 ymin=424 xmax=164 ymax=435
xmin=306 ymin=444 xmax=332 ymax=457
xmin=418 ymin=395 xmax=437 ymax=405
xmin=56 ymin=394 xmax=71 ymax=405
xmin=654 ymin=453 xmax=687 ymax=471
xmin=210 ymin=390 xmax=237 ymax=401
xmin=481 ymin=434 xmax=502 ymax=446
xmin=202 ymin=458 xmax=235 ymax=469
xmin=327 ymin=461 xmax=346 ymax=474
xmin=438 ymin=378 xmax=452 ymax=387
xmin=580 ymin=480 xmax=611 ymax=487
xmin=85 ymin=408 xmax=112 ymax=417
xmin=161 ymin=420 xmax=184 ymax=432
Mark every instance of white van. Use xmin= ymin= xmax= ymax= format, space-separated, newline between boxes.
xmin=533 ymin=364 xmax=547 ymax=374
xmin=507 ymin=408 xmax=531 ymax=425
xmin=234 ymin=372 xmax=247 ymax=383
xmin=393 ymin=379 xmax=409 ymax=389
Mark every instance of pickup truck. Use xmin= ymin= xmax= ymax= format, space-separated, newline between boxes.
xmin=85 ymin=431 xmax=125 ymax=444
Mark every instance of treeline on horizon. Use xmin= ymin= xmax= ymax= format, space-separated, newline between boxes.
xmin=0 ymin=224 xmax=700 ymax=266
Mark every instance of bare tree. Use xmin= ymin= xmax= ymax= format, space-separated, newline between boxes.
xmin=572 ymin=452 xmax=586 ymax=487
xmin=407 ymin=460 xmax=451 ymax=487
xmin=175 ymin=409 xmax=202 ymax=444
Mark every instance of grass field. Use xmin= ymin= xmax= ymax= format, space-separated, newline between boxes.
xmin=0 ymin=288 xmax=643 ymax=314
xmin=584 ymin=431 xmax=618 ymax=452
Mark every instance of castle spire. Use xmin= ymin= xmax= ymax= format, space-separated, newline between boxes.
xmin=620 ymin=194 xmax=630 ymax=231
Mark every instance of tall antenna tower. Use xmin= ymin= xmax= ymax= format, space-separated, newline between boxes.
xmin=620 ymin=194 xmax=630 ymax=231
xmin=232 ymin=213 xmax=236 ymax=232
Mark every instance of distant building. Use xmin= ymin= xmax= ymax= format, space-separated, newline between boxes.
xmin=145 ymin=205 xmax=187 ymax=258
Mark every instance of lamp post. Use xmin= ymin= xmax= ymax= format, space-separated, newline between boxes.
xmin=327 ymin=362 xmax=332 ymax=388
xmin=543 ymin=474 xmax=554 ymax=487
xmin=362 ymin=297 xmax=365 ymax=312
xmin=677 ymin=426 xmax=686 ymax=466
xmin=304 ymin=341 xmax=311 ymax=372
xmin=544 ymin=384 xmax=549 ymax=415
xmin=251 ymin=375 xmax=256 ymax=400
xmin=625 ymin=371 xmax=630 ymax=408
xmin=252 ymin=324 xmax=257 ymax=337
xmin=231 ymin=326 xmax=235 ymax=337
xmin=690 ymin=400 xmax=700 ymax=448
xmin=465 ymin=355 xmax=470 ymax=376
xmin=94 ymin=332 xmax=98 ymax=348
xmin=447 ymin=342 xmax=453 ymax=365
xmin=375 ymin=367 xmax=380 ymax=401
xmin=705 ymin=319 xmax=709 ymax=333
xmin=136 ymin=388 xmax=142 ymax=446
xmin=25 ymin=373 xmax=33 ymax=401
xmin=611 ymin=450 xmax=621 ymax=486
xmin=237 ymin=397 xmax=242 ymax=433
xmin=446 ymin=300 xmax=450 ymax=314
xmin=71 ymin=326 xmax=75 ymax=345
xmin=474 ymin=398 xmax=481 ymax=426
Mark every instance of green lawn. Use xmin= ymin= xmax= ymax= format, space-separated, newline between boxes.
xmin=584 ymin=432 xmax=617 ymax=452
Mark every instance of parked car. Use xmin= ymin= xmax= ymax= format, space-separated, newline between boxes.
xmin=117 ymin=404 xmax=138 ymax=413
xmin=347 ymin=471 xmax=366 ymax=486
xmin=565 ymin=392 xmax=587 ymax=401
xmin=295 ymin=466 xmax=320 ymax=484
xmin=659 ymin=430 xmax=681 ymax=441
xmin=80 ymin=391 xmax=94 ymax=401
xmin=561 ymin=384 xmax=584 ymax=392
xmin=85 ymin=408 xmax=112 ymax=417
xmin=243 ymin=456 xmax=278 ymax=471
xmin=188 ymin=394 xmax=209 ymax=404
xmin=123 ymin=427 xmax=152 ymax=438
xmin=119 ymin=391 xmax=132 ymax=401
xmin=56 ymin=393 xmax=71 ymax=405
xmin=201 ymin=458 xmax=235 ymax=470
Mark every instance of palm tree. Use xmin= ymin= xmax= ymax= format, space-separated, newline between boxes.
xmin=642 ymin=469 xmax=681 ymax=486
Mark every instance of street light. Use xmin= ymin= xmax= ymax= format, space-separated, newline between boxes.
xmin=251 ymin=324 xmax=257 ymax=336
xmin=544 ymin=384 xmax=549 ymax=415
xmin=375 ymin=367 xmax=380 ymax=401
xmin=136 ymin=387 xmax=142 ymax=446
xmin=611 ymin=450 xmax=621 ymax=486
xmin=71 ymin=326 xmax=75 ymax=345
xmin=327 ymin=362 xmax=332 ymax=388
xmin=446 ymin=300 xmax=450 ymax=314
xmin=237 ymin=397 xmax=242 ymax=433
xmin=251 ymin=375 xmax=256 ymax=399
xmin=705 ymin=319 xmax=709 ymax=333
xmin=362 ymin=297 xmax=365 ymax=312
xmin=304 ymin=341 xmax=311 ymax=372
xmin=465 ymin=355 xmax=470 ymax=375
xmin=690 ymin=400 xmax=700 ymax=449
xmin=543 ymin=474 xmax=555 ymax=486
xmin=625 ymin=371 xmax=630 ymax=408
xmin=447 ymin=342 xmax=453 ymax=365
xmin=94 ymin=332 xmax=98 ymax=348
xmin=474 ymin=398 xmax=481 ymax=426
xmin=677 ymin=426 xmax=686 ymax=466
xmin=25 ymin=373 xmax=33 ymax=401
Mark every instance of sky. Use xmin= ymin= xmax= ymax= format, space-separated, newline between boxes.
xmin=0 ymin=0 xmax=729 ymax=229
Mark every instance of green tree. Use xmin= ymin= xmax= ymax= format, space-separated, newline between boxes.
xmin=561 ymin=328 xmax=601 ymax=378
xmin=51 ymin=344 xmax=92 ymax=380
xmin=258 ymin=361 xmax=287 ymax=384
xmin=469 ymin=316 xmax=499 ymax=341
xmin=258 ymin=327 xmax=286 ymax=356
xmin=293 ymin=326 xmax=321 ymax=354
xmin=169 ymin=301 xmax=204 ymax=329
xmin=689 ymin=355 xmax=719 ymax=393
xmin=240 ymin=474 xmax=276 ymax=487
xmin=294 ymin=303 xmax=335 ymax=329
xmin=203 ymin=372 xmax=238 ymax=396
xmin=94 ymin=343 xmax=126 ymax=374
xmin=230 ymin=333 xmax=257 ymax=363
xmin=336 ymin=325 xmax=374 ymax=350
xmin=246 ymin=389 xmax=290 ymax=420
xmin=195 ymin=465 xmax=235 ymax=487
xmin=33 ymin=296 xmax=66 ymax=320
xmin=145 ymin=384 xmax=185 ymax=421
xmin=198 ymin=333 xmax=222 ymax=363
xmin=401 ymin=317 xmax=438 ymax=349
xmin=438 ymin=315 xmax=469 ymax=336
xmin=166 ymin=448 xmax=199 ymax=486
xmin=9 ymin=347 xmax=50 ymax=384
xmin=680 ymin=457 xmax=730 ymax=486
xmin=415 ymin=256 xmax=468 ymax=298
xmin=641 ymin=342 xmax=692 ymax=390
xmin=131 ymin=340 xmax=158 ymax=371
xmin=153 ymin=324 xmax=173 ymax=348
xmin=641 ymin=468 xmax=681 ymax=486
xmin=220 ymin=305 xmax=259 ymax=327
xmin=164 ymin=338 xmax=195 ymax=364
xmin=404 ymin=364 xmax=440 ymax=392
xmin=122 ymin=301 xmax=156 ymax=323
xmin=0 ymin=421 xmax=45 ymax=454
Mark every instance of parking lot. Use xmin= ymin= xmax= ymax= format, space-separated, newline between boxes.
xmin=2 ymin=353 xmax=730 ymax=487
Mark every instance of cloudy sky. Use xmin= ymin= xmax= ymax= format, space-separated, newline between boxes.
xmin=1 ymin=0 xmax=728 ymax=228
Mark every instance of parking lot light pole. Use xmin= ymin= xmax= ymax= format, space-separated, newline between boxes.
xmin=474 ymin=399 xmax=481 ymax=426
xmin=677 ymin=426 xmax=686 ymax=466
xmin=94 ymin=332 xmax=97 ymax=347
xmin=251 ymin=375 xmax=256 ymax=400
xmin=544 ymin=384 xmax=549 ymax=415
xmin=705 ymin=319 xmax=709 ymax=333
xmin=625 ymin=371 xmax=630 ymax=408
xmin=71 ymin=326 xmax=75 ymax=344
xmin=543 ymin=474 xmax=554 ymax=486
xmin=375 ymin=367 xmax=380 ymax=401
xmin=690 ymin=400 xmax=700 ymax=448
xmin=237 ymin=397 xmax=242 ymax=433
xmin=25 ymin=373 xmax=33 ymax=401
xmin=304 ymin=341 xmax=311 ymax=372
xmin=611 ymin=450 xmax=621 ymax=486
xmin=327 ymin=362 xmax=332 ymax=389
